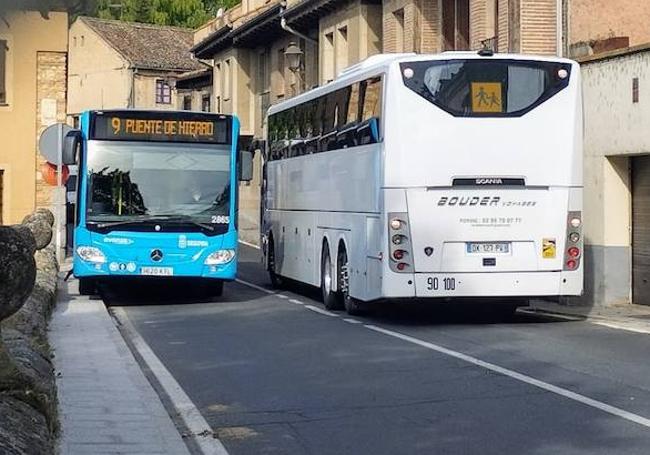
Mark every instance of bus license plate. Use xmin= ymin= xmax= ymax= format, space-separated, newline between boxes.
xmin=466 ymin=242 xmax=511 ymax=254
xmin=141 ymin=266 xmax=174 ymax=276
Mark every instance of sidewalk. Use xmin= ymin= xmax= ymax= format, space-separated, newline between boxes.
xmin=529 ymin=299 xmax=650 ymax=334
xmin=50 ymin=271 xmax=191 ymax=455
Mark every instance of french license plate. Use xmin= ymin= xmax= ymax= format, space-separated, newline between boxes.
xmin=141 ymin=266 xmax=174 ymax=276
xmin=466 ymin=242 xmax=511 ymax=254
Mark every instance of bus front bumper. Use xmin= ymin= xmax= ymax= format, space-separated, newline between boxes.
xmin=73 ymin=256 xmax=237 ymax=281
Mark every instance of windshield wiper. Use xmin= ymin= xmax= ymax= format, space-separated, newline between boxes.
xmin=89 ymin=218 xmax=151 ymax=229
xmin=149 ymin=215 xmax=216 ymax=232
xmin=89 ymin=215 xmax=216 ymax=232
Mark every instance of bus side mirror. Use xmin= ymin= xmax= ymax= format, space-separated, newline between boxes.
xmin=63 ymin=130 xmax=81 ymax=165
xmin=239 ymin=150 xmax=253 ymax=182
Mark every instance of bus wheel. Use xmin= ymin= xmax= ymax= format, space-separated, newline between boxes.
xmin=338 ymin=247 xmax=365 ymax=316
xmin=268 ymin=236 xmax=284 ymax=288
xmin=78 ymin=278 xmax=96 ymax=296
xmin=321 ymin=245 xmax=342 ymax=311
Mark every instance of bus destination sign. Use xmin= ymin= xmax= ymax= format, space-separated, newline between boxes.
xmin=91 ymin=111 xmax=230 ymax=144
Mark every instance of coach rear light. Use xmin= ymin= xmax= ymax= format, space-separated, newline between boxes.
xmin=568 ymin=247 xmax=580 ymax=258
xmin=396 ymin=262 xmax=408 ymax=271
xmin=393 ymin=250 xmax=406 ymax=260
xmin=390 ymin=218 xmax=402 ymax=230
xmin=566 ymin=259 xmax=577 ymax=270
xmin=392 ymin=234 xmax=406 ymax=245
xmin=570 ymin=217 xmax=581 ymax=228
xmin=569 ymin=232 xmax=580 ymax=243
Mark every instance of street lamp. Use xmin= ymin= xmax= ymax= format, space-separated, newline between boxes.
xmin=285 ymin=42 xmax=303 ymax=73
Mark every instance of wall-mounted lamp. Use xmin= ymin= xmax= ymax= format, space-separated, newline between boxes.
xmin=285 ymin=42 xmax=303 ymax=73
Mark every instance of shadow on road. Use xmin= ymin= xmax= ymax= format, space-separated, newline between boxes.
xmin=99 ymin=278 xmax=253 ymax=307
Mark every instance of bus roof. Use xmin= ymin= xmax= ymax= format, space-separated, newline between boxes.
xmin=267 ymin=52 xmax=578 ymax=116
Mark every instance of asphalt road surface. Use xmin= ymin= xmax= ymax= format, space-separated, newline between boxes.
xmin=105 ymin=245 xmax=650 ymax=455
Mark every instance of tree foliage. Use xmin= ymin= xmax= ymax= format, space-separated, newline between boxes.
xmin=94 ymin=0 xmax=239 ymax=28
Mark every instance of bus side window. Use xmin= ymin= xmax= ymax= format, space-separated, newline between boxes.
xmin=358 ymin=77 xmax=382 ymax=144
xmin=319 ymin=92 xmax=337 ymax=152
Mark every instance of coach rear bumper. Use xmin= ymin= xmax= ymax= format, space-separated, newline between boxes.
xmin=382 ymin=271 xmax=582 ymax=299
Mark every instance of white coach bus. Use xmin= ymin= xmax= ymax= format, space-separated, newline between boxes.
xmin=261 ymin=51 xmax=583 ymax=315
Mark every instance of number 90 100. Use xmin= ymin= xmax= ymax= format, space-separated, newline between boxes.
xmin=427 ymin=277 xmax=456 ymax=291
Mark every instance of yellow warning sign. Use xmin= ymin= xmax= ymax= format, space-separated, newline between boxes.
xmin=471 ymin=82 xmax=503 ymax=113
xmin=542 ymin=238 xmax=557 ymax=259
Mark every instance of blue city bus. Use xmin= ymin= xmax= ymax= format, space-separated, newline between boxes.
xmin=67 ymin=110 xmax=252 ymax=296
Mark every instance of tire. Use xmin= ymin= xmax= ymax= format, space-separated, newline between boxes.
xmin=338 ymin=247 xmax=366 ymax=316
xmin=78 ymin=277 xmax=96 ymax=296
xmin=321 ymin=245 xmax=343 ymax=311
xmin=267 ymin=236 xmax=284 ymax=288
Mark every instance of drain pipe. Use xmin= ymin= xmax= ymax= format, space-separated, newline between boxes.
xmin=280 ymin=16 xmax=318 ymax=45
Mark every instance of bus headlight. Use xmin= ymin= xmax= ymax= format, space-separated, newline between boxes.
xmin=205 ymin=249 xmax=236 ymax=265
xmin=76 ymin=246 xmax=106 ymax=264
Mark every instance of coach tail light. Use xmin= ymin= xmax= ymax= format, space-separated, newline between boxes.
xmin=389 ymin=213 xmax=412 ymax=273
xmin=564 ymin=211 xmax=583 ymax=271
xmin=205 ymin=249 xmax=236 ymax=265
xmin=76 ymin=246 xmax=106 ymax=264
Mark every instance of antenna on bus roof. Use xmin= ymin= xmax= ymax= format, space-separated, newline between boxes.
xmin=478 ymin=41 xmax=495 ymax=57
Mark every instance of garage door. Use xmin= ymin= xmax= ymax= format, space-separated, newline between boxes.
xmin=632 ymin=155 xmax=650 ymax=305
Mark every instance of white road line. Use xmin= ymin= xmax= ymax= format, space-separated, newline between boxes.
xmin=593 ymin=321 xmax=650 ymax=335
xmin=364 ymin=324 xmax=650 ymax=429
xmin=343 ymin=318 xmax=363 ymax=324
xmin=112 ymin=308 xmax=230 ymax=455
xmin=276 ymin=294 xmax=289 ymax=299
xmin=235 ymin=279 xmax=275 ymax=295
xmin=305 ymin=305 xmax=339 ymax=317
xmin=238 ymin=240 xmax=261 ymax=250
xmin=289 ymin=299 xmax=305 ymax=305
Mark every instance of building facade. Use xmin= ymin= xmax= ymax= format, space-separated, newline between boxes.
xmin=67 ymin=17 xmax=205 ymax=121
xmin=0 ymin=10 xmax=68 ymax=225
xmin=578 ymin=46 xmax=650 ymax=308
xmin=569 ymin=0 xmax=650 ymax=57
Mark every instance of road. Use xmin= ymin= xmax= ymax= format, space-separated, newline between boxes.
xmin=105 ymin=245 xmax=650 ymax=455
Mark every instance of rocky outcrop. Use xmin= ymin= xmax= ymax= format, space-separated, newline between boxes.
xmin=0 ymin=210 xmax=58 ymax=455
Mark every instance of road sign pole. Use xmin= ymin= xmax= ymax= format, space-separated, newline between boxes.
xmin=56 ymin=123 xmax=63 ymax=263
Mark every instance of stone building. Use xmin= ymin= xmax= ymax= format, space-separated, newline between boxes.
xmin=0 ymin=9 xmax=68 ymax=225
xmin=569 ymin=0 xmax=650 ymax=57
xmin=67 ymin=17 xmax=205 ymax=123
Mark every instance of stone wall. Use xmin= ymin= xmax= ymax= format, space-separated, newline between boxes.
xmin=0 ymin=209 xmax=59 ymax=454
xmin=36 ymin=51 xmax=68 ymax=209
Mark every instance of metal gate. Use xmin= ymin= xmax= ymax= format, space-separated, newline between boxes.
xmin=632 ymin=155 xmax=650 ymax=305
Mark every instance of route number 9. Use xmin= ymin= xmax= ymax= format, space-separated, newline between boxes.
xmin=112 ymin=117 xmax=121 ymax=134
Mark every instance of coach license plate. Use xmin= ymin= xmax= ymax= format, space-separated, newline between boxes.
xmin=466 ymin=242 xmax=511 ymax=254
xmin=141 ymin=266 xmax=174 ymax=276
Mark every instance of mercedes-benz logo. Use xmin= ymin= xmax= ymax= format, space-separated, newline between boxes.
xmin=150 ymin=249 xmax=164 ymax=262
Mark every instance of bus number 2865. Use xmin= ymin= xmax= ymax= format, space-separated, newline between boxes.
xmin=427 ymin=277 xmax=456 ymax=291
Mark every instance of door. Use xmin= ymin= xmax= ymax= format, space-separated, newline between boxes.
xmin=632 ymin=155 xmax=650 ymax=305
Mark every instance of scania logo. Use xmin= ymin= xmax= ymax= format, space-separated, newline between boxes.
xmin=150 ymin=249 xmax=164 ymax=262
xmin=475 ymin=178 xmax=503 ymax=185
xmin=438 ymin=196 xmax=501 ymax=207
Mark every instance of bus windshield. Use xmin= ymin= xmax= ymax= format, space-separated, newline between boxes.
xmin=85 ymin=141 xmax=231 ymax=222
xmin=400 ymin=59 xmax=572 ymax=117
